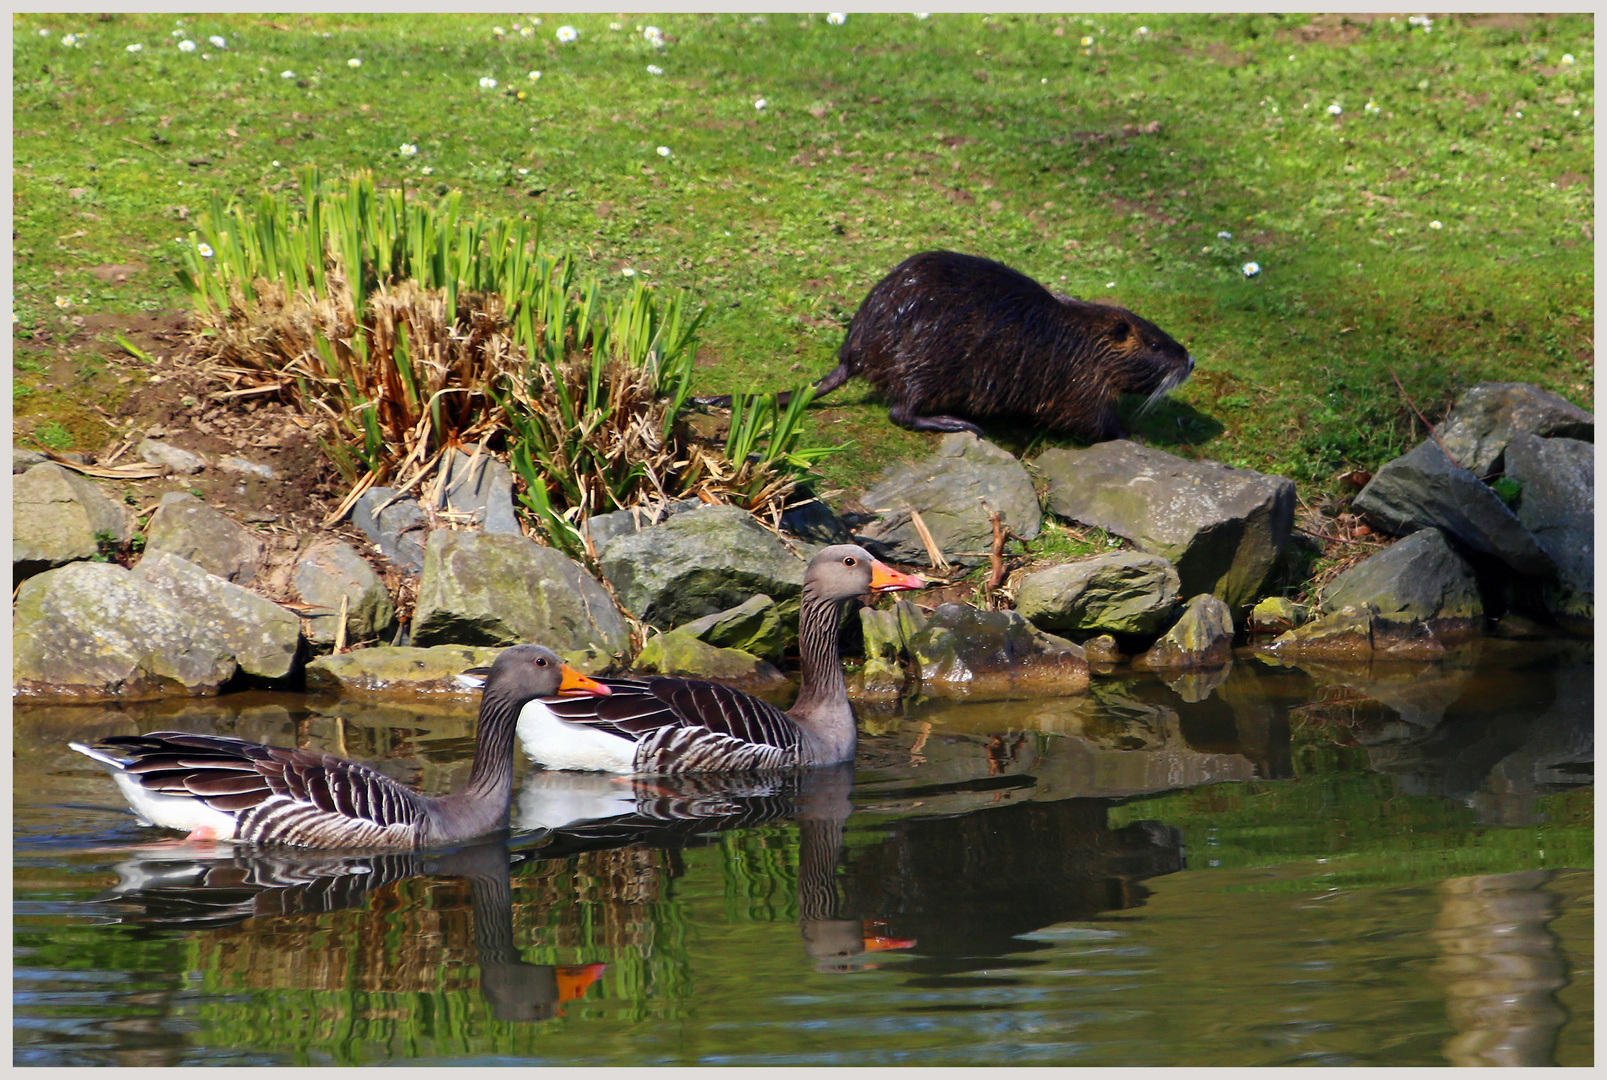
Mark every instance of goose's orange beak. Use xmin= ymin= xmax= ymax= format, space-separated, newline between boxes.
xmin=869 ymin=559 xmax=926 ymax=593
xmin=558 ymin=664 xmax=612 ymax=697
xmin=554 ymin=963 xmax=607 ymax=1003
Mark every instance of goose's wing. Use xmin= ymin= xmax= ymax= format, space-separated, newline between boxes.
xmin=540 ymin=677 xmax=803 ymax=772
xmin=90 ymin=732 xmax=430 ymax=847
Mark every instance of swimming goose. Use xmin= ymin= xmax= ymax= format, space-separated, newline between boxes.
xmin=498 ymin=544 xmax=924 ymax=775
xmin=69 ymin=645 xmax=611 ymax=850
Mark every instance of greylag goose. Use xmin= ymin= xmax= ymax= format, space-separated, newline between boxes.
xmin=495 ymin=544 xmax=924 ymax=775
xmin=69 ymin=645 xmax=611 ymax=850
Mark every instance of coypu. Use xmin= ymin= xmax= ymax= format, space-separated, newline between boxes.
xmin=700 ymin=251 xmax=1195 ymax=442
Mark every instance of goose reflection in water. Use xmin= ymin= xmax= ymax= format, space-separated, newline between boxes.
xmin=84 ymin=839 xmax=604 ymax=1023
xmin=518 ymin=762 xmax=915 ymax=972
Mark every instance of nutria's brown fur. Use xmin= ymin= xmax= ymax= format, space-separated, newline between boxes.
xmin=702 ymin=251 xmax=1195 ymax=442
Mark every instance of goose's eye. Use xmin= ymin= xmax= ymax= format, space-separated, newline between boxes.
xmin=843 ymin=556 xmax=857 ymax=567
xmin=536 ymin=657 xmax=548 ymax=666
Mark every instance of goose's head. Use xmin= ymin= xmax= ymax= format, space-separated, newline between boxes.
xmin=807 ymin=544 xmax=926 ymax=601
xmin=483 ymin=645 xmax=612 ymax=706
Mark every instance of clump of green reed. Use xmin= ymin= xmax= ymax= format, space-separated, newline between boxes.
xmin=175 ymin=167 xmax=840 ymax=546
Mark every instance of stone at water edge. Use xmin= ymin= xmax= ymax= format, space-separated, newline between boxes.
xmin=633 ymin=631 xmax=790 ymax=693
xmin=907 ymin=603 xmax=1089 ymax=697
xmin=1135 ymin=593 xmax=1235 ymax=670
xmin=304 ymin=644 xmax=506 ymax=696
xmin=1247 ymin=596 xmax=1306 ymax=637
xmin=674 ymin=593 xmax=785 ymax=661
xmin=855 ymin=433 xmax=1042 ymax=569
xmin=410 ymin=530 xmax=630 ymax=672
xmin=1317 ymin=527 xmax=1483 ymax=640
xmin=133 ymin=550 xmax=304 ymax=681
xmin=13 ymin=561 xmax=237 ymax=701
xmin=142 ymin=490 xmax=266 ymax=585
xmin=12 ymin=461 xmax=133 ymax=577
xmin=1504 ymin=433 xmax=1593 ymax=631
xmin=853 ymin=598 xmax=929 ymax=697
xmin=1015 ymin=551 xmax=1181 ymax=635
xmin=1036 ymin=440 xmax=1295 ymax=615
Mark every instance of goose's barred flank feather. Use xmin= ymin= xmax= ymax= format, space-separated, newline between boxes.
xmin=516 ymin=545 xmax=925 ymax=775
xmin=70 ymin=645 xmax=612 ymax=850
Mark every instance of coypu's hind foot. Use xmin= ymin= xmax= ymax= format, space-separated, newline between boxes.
xmin=888 ymin=402 xmax=984 ymax=435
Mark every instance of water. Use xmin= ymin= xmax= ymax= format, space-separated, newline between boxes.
xmin=13 ymin=636 xmax=1592 ymax=1066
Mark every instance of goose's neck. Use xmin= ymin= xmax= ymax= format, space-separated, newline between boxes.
xmin=788 ymin=587 xmax=856 ymax=760
xmin=435 ymin=693 xmax=521 ymax=838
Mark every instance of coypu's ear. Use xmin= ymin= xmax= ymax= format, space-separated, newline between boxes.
xmin=1108 ymin=319 xmax=1132 ymax=342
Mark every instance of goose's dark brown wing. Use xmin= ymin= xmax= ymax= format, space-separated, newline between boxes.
xmin=539 ymin=677 xmax=804 ymax=773
xmin=96 ymin=732 xmax=431 ymax=847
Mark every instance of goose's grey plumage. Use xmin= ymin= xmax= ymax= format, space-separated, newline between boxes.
xmin=70 ymin=645 xmax=611 ymax=850
xmin=506 ymin=544 xmax=924 ymax=775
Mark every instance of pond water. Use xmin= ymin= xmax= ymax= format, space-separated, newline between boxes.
xmin=14 ymin=636 xmax=1593 ymax=1067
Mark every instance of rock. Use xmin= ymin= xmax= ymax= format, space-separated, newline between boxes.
xmin=12 ymin=461 xmax=133 ymax=577
xmin=352 ymin=486 xmax=429 ymax=573
xmin=1160 ymin=663 xmax=1233 ymax=704
xmin=599 ymin=503 xmax=807 ymax=628
xmin=779 ymin=488 xmax=855 ymax=547
xmin=675 ymin=593 xmax=785 ymax=660
xmin=1261 ymin=603 xmax=1452 ymax=659
xmin=1037 ymin=440 xmax=1295 ymax=614
xmin=1352 ymin=439 xmax=1554 ymax=577
xmin=1247 ymin=596 xmax=1306 ymax=637
xmin=853 ymin=598 xmax=929 ymax=697
xmin=585 ymin=498 xmax=702 ymax=557
xmin=1318 ymin=528 xmax=1483 ymax=639
xmin=434 ymin=448 xmax=520 ymax=535
xmin=136 ymin=439 xmax=207 ymax=474
xmin=856 ymin=433 xmax=1042 ymax=568
xmin=907 ymin=603 xmax=1089 ymax=697
xmin=13 ymin=562 xmax=237 ymax=700
xmin=143 ymin=491 xmax=266 ymax=585
xmin=633 ymin=631 xmax=789 ymax=692
xmin=304 ymin=644 xmax=505 ymax=696
xmin=294 ymin=539 xmax=397 ymax=645
xmin=132 ymin=551 xmax=303 ymax=680
xmin=1136 ymin=594 xmax=1235 ymax=670
xmin=1437 ymin=382 xmax=1593 ymax=478
xmin=410 ymin=530 xmax=631 ymax=671
xmin=1505 ymin=434 xmax=1593 ymax=630
xmin=217 ymin=456 xmax=278 ymax=480
xmin=1015 ymin=551 xmax=1181 ymax=635
xmin=13 ymin=448 xmax=48 ymax=472
xmin=1082 ymin=634 xmax=1124 ymax=664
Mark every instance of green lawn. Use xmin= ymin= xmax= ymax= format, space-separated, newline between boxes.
xmin=12 ymin=12 xmax=1594 ymax=499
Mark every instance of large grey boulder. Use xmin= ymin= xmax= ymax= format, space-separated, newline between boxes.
xmin=1015 ymin=551 xmax=1181 ymax=635
xmin=133 ymin=551 xmax=303 ymax=680
xmin=585 ymin=497 xmax=702 ymax=558
xmin=1437 ymin=382 xmax=1593 ymax=478
xmin=294 ymin=539 xmax=397 ymax=645
xmin=1353 ymin=440 xmax=1554 ymax=577
xmin=13 ymin=462 xmax=132 ymax=577
xmin=433 ymin=448 xmax=520 ymax=536
xmin=1136 ymin=594 xmax=1235 ymax=670
xmin=856 ymin=433 xmax=1042 ymax=568
xmin=304 ymin=644 xmax=505 ymax=696
xmin=1506 ymin=433 xmax=1593 ymax=629
xmin=13 ymin=561 xmax=237 ymax=700
xmin=1037 ymin=440 xmax=1295 ymax=613
xmin=907 ymin=603 xmax=1089 ymax=697
xmin=352 ymin=486 xmax=429 ymax=573
xmin=599 ymin=503 xmax=807 ymax=628
xmin=411 ymin=530 xmax=631 ymax=671
xmin=1318 ymin=528 xmax=1483 ymax=639
xmin=143 ymin=491 xmax=265 ymax=585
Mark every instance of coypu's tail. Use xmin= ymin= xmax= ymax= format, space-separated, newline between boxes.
xmin=692 ymin=363 xmax=854 ymax=410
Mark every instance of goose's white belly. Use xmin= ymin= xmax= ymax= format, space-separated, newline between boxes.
xmin=515 ymin=769 xmax=638 ymax=831
xmin=108 ymin=772 xmax=242 ymax=837
xmin=517 ymin=700 xmax=637 ymax=774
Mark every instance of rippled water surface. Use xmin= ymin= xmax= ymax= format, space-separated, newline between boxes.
xmin=14 ymin=637 xmax=1592 ymax=1066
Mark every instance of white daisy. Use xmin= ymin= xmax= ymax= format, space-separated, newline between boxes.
xmin=178 ymin=39 xmax=196 ymax=52
xmin=556 ymin=25 xmax=578 ymax=42
xmin=1242 ymin=262 xmax=1260 ymax=277
xmin=827 ymin=13 xmax=847 ymax=26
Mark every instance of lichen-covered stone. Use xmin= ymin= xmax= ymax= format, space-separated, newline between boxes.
xmin=304 ymin=644 xmax=506 ymax=696
xmin=13 ymin=462 xmax=132 ymax=577
xmin=1259 ymin=603 xmax=1451 ymax=660
xmin=134 ymin=551 xmax=303 ymax=680
xmin=1037 ymin=440 xmax=1295 ymax=614
xmin=143 ymin=490 xmax=266 ymax=584
xmin=411 ymin=530 xmax=630 ymax=672
xmin=1015 ymin=551 xmax=1181 ymax=634
xmin=1247 ymin=596 xmax=1306 ymax=636
xmin=295 ymin=539 xmax=397 ymax=645
xmin=856 ymin=433 xmax=1042 ymax=568
xmin=674 ymin=593 xmax=785 ymax=660
xmin=851 ymin=598 xmax=930 ymax=698
xmin=13 ymin=561 xmax=237 ymax=701
xmin=599 ymin=503 xmax=807 ymax=628
xmin=633 ymin=631 xmax=789 ymax=692
xmin=1082 ymin=634 xmax=1124 ymax=664
xmin=1318 ymin=528 xmax=1482 ymax=639
xmin=1136 ymin=594 xmax=1235 ymax=670
xmin=907 ymin=603 xmax=1089 ymax=697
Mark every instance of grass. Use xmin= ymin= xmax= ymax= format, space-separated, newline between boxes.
xmin=12 ymin=12 xmax=1594 ymax=508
